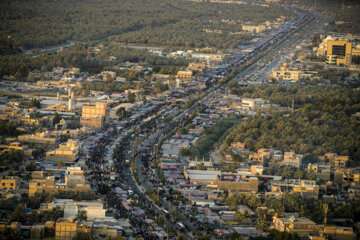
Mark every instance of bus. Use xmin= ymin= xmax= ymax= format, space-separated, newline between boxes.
xmin=161 ymin=208 xmax=169 ymax=217
xmin=176 ymin=222 xmax=185 ymax=230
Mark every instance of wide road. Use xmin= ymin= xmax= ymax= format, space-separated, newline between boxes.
xmin=120 ymin=9 xmax=324 ymax=239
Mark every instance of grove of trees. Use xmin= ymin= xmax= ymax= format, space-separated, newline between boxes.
xmin=0 ymin=0 xmax=293 ymax=50
xmin=227 ymin=85 xmax=360 ymax=162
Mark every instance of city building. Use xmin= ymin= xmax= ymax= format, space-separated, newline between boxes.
xmin=231 ymin=142 xmax=246 ymax=149
xmin=55 ymin=218 xmax=78 ymax=240
xmin=271 ymin=180 xmax=319 ymax=199
xmin=46 ymin=139 xmax=80 ymax=164
xmin=272 ymin=63 xmax=318 ymax=82
xmin=249 ymin=149 xmax=273 ymax=163
xmin=176 ymin=70 xmax=193 ymax=79
xmin=0 ymin=177 xmax=18 ymax=190
xmin=216 ymin=174 xmax=258 ymax=193
xmin=100 ymin=71 xmax=116 ymax=81
xmin=187 ymin=62 xmax=208 ymax=72
xmin=326 ymin=40 xmax=352 ymax=66
xmin=29 ymin=177 xmax=57 ymax=196
xmin=242 ymin=24 xmax=266 ymax=33
xmin=18 ymin=132 xmax=59 ymax=146
xmin=81 ymin=102 xmax=107 ymax=128
xmin=81 ymin=103 xmax=107 ymax=119
xmin=321 ymin=153 xmax=349 ymax=168
xmin=240 ymin=98 xmax=267 ymax=111
xmin=283 ymin=150 xmax=303 ymax=168
xmin=45 ymin=199 xmax=106 ymax=221
xmin=307 ymin=163 xmax=331 ymax=181
xmin=272 ymin=213 xmax=317 ymax=238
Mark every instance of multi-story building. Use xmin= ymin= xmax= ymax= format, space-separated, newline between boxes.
xmin=18 ymin=132 xmax=59 ymax=146
xmin=249 ymin=149 xmax=273 ymax=163
xmin=271 ymin=180 xmax=319 ymax=199
xmin=216 ymin=174 xmax=258 ymax=193
xmin=326 ymin=40 xmax=352 ymax=66
xmin=242 ymin=24 xmax=266 ymax=33
xmin=240 ymin=98 xmax=267 ymax=111
xmin=231 ymin=142 xmax=246 ymax=149
xmin=55 ymin=218 xmax=78 ymax=240
xmin=81 ymin=103 xmax=107 ymax=119
xmin=272 ymin=63 xmax=318 ymax=82
xmin=334 ymin=168 xmax=360 ymax=186
xmin=187 ymin=62 xmax=208 ymax=72
xmin=80 ymin=103 xmax=107 ymax=128
xmin=283 ymin=150 xmax=303 ymax=168
xmin=307 ymin=163 xmax=331 ymax=181
xmin=100 ymin=71 xmax=116 ymax=81
xmin=29 ymin=176 xmax=57 ymax=196
xmin=46 ymin=139 xmax=80 ymax=164
xmin=64 ymin=167 xmax=89 ymax=190
xmin=273 ymin=213 xmax=317 ymax=238
xmin=45 ymin=199 xmax=106 ymax=221
xmin=0 ymin=177 xmax=18 ymax=190
xmin=176 ymin=70 xmax=193 ymax=79
xmin=321 ymin=153 xmax=349 ymax=168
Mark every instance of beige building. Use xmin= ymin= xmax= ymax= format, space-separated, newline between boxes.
xmin=307 ymin=163 xmax=331 ymax=181
xmin=80 ymin=117 xmax=104 ymax=128
xmin=100 ymin=71 xmax=116 ymax=81
xmin=176 ymin=70 xmax=193 ymax=79
xmin=81 ymin=103 xmax=107 ymax=118
xmin=322 ymin=153 xmax=349 ymax=168
xmin=216 ymin=175 xmax=258 ymax=193
xmin=242 ymin=24 xmax=266 ymax=33
xmin=29 ymin=177 xmax=57 ymax=196
xmin=272 ymin=64 xmax=318 ymax=82
xmin=273 ymin=214 xmax=316 ymax=238
xmin=283 ymin=150 xmax=303 ymax=168
xmin=187 ymin=62 xmax=208 ymax=72
xmin=18 ymin=132 xmax=59 ymax=146
xmin=81 ymin=102 xmax=107 ymax=128
xmin=46 ymin=139 xmax=79 ymax=164
xmin=55 ymin=218 xmax=78 ymax=240
xmin=0 ymin=177 xmax=18 ymax=190
xmin=326 ymin=40 xmax=352 ymax=66
xmin=231 ymin=142 xmax=246 ymax=149
xmin=249 ymin=149 xmax=273 ymax=163
xmin=271 ymin=180 xmax=319 ymax=199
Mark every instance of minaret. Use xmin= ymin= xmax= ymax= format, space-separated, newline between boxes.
xmin=68 ymin=88 xmax=76 ymax=111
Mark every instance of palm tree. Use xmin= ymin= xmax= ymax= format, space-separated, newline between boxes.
xmin=256 ymin=217 xmax=267 ymax=231
xmin=234 ymin=210 xmax=249 ymax=224
xmin=57 ymin=159 xmax=63 ymax=173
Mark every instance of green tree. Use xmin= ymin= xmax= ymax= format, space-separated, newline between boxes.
xmin=53 ymin=112 xmax=61 ymax=126
xmin=76 ymin=210 xmax=87 ymax=222
xmin=26 ymin=160 xmax=36 ymax=171
xmin=13 ymin=204 xmax=25 ymax=223
xmin=127 ymin=92 xmax=136 ymax=103
xmin=179 ymin=148 xmax=191 ymax=157
xmin=116 ymin=107 xmax=128 ymax=120
xmin=0 ymin=227 xmax=20 ymax=240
